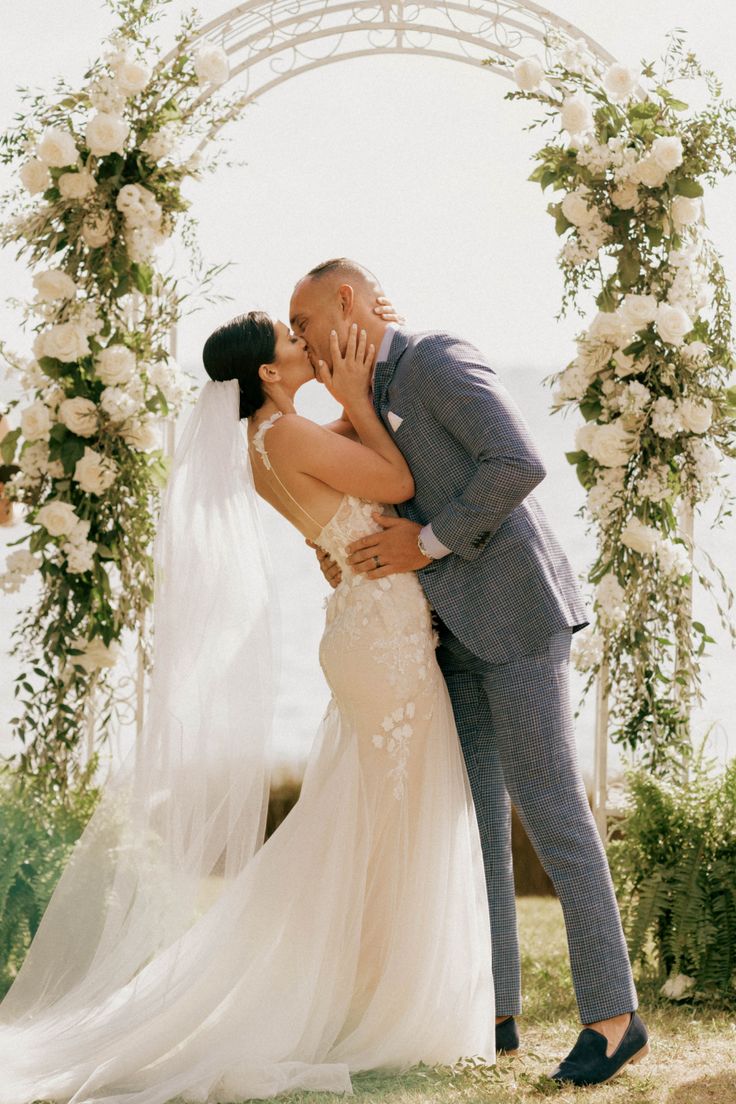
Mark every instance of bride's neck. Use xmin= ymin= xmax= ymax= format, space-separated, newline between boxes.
xmin=253 ymin=391 xmax=296 ymax=424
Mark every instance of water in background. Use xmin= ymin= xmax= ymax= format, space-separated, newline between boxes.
xmin=1 ymin=363 xmax=733 ymax=781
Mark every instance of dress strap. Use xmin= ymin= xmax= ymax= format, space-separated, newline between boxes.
xmin=250 ymin=412 xmax=324 ymax=532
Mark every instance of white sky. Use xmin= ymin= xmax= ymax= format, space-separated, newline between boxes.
xmin=1 ymin=1 xmax=735 ymax=772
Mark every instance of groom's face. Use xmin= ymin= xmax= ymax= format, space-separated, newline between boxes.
xmin=289 ymin=278 xmax=351 ymax=371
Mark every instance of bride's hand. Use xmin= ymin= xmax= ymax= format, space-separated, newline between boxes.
xmin=317 ymin=324 xmax=375 ymax=409
xmin=373 ymin=295 xmax=405 ymax=324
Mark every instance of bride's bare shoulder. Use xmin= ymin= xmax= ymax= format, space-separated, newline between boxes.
xmin=262 ymin=412 xmax=330 ymax=457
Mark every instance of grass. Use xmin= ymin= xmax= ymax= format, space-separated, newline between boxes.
xmin=231 ymin=897 xmax=736 ymax=1104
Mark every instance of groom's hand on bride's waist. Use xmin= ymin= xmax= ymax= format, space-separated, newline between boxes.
xmin=347 ymin=514 xmax=432 ymax=578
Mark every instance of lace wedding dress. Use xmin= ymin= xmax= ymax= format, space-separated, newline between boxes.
xmin=0 ymin=411 xmax=493 ymax=1104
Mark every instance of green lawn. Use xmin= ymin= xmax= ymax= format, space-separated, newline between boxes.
xmin=231 ymin=897 xmax=736 ymax=1104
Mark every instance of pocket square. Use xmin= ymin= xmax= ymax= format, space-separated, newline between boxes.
xmin=387 ymin=410 xmax=404 ymax=431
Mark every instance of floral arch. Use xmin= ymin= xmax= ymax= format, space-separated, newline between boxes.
xmin=1 ymin=0 xmax=734 ymax=829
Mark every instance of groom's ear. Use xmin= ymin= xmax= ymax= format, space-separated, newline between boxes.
xmin=337 ymin=283 xmax=355 ymax=316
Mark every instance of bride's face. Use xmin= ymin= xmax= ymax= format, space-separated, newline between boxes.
xmin=269 ymin=321 xmax=314 ymax=392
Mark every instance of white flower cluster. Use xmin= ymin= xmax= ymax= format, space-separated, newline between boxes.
xmin=620 ymin=516 xmax=690 ymax=578
xmin=0 ymin=548 xmax=43 ymax=594
xmin=586 ymin=466 xmax=626 ymax=523
xmin=116 ymin=182 xmax=169 ymax=262
xmin=596 ymin=572 xmax=627 ymax=626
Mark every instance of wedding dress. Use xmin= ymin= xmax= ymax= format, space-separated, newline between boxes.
xmin=0 ymin=388 xmax=493 ymax=1104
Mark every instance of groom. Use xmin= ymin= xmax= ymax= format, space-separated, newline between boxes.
xmin=289 ymin=258 xmax=649 ymax=1086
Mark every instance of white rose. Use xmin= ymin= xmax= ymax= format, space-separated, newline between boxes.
xmin=63 ymin=538 xmax=97 ymax=574
xmin=19 ymin=158 xmax=51 ymax=195
xmin=58 ymin=169 xmax=97 ymax=200
xmin=561 ymin=190 xmax=597 ymax=228
xmin=560 ymin=92 xmax=595 ymax=136
xmin=602 ymin=63 xmax=637 ymax=102
xmin=651 ymin=135 xmax=684 ymax=172
xmin=610 ymin=181 xmax=639 ymax=209
xmin=587 ymin=421 xmax=635 ymax=467
xmin=37 ymin=126 xmax=78 ymax=167
xmin=67 ymin=517 xmax=91 ymax=546
xmin=32 ymin=269 xmax=77 ymax=302
xmin=620 ymin=293 xmax=658 ymax=332
xmin=671 ymin=195 xmax=701 ymax=230
xmin=20 ymin=401 xmax=52 ymax=442
xmin=36 ymin=499 xmax=80 ymax=536
xmin=620 ymin=517 xmax=660 ymax=556
xmin=100 ymin=386 xmax=139 ymax=423
xmin=612 ymin=350 xmax=640 ymax=378
xmin=81 ymin=211 xmax=114 ymax=248
xmin=120 ymin=419 xmax=158 ymax=450
xmin=73 ymin=446 xmax=118 ymax=494
xmin=115 ymin=182 xmax=161 ymax=228
xmin=112 ymin=58 xmax=150 ymax=97
xmin=681 ymin=340 xmax=709 ymax=364
xmin=513 ymin=56 xmax=545 ymax=92
xmin=660 ymin=974 xmax=696 ymax=1001
xmin=194 ymin=43 xmax=230 ymax=85
xmin=85 ymin=112 xmax=130 ymax=157
xmin=588 ymin=311 xmax=629 ymax=347
xmin=69 ymin=635 xmax=121 ymax=673
xmin=96 ymin=344 xmax=136 ymax=386
xmin=678 ymin=397 xmax=713 ymax=435
xmin=47 ymin=459 xmax=65 ymax=479
xmin=19 ymin=440 xmax=50 ymax=476
xmin=36 ymin=321 xmax=90 ymax=363
xmin=656 ymin=303 xmax=692 ymax=346
xmin=59 ymin=396 xmax=98 ymax=437
xmin=633 ymin=156 xmax=668 ymax=189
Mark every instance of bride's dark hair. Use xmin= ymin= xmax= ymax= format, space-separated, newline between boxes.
xmin=202 ymin=311 xmax=276 ymax=419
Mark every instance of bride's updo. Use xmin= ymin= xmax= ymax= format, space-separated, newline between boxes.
xmin=202 ymin=311 xmax=276 ymax=419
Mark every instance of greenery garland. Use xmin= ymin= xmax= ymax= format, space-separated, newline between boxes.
xmin=502 ymin=32 xmax=736 ymax=771
xmin=0 ymin=0 xmax=243 ymax=789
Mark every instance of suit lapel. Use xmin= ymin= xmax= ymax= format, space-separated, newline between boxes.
xmin=372 ymin=327 xmax=411 ymax=414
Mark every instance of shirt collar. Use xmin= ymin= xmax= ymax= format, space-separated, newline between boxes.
xmin=376 ymin=322 xmax=398 ymax=364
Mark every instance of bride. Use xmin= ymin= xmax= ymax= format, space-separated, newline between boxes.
xmin=0 ymin=309 xmax=494 ymax=1104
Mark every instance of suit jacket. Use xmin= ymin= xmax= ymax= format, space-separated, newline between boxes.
xmin=372 ymin=326 xmax=588 ymax=663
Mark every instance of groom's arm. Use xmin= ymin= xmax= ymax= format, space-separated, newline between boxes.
xmin=418 ymin=334 xmax=547 ymax=562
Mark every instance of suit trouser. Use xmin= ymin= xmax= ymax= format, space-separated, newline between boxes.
xmin=435 ymin=620 xmax=638 ymax=1024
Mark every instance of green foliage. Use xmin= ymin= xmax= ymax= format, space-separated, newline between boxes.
xmin=610 ymin=760 xmax=736 ymax=1002
xmin=0 ymin=766 xmax=100 ymax=998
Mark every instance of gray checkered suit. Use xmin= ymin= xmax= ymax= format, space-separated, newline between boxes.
xmin=373 ymin=326 xmax=637 ymax=1023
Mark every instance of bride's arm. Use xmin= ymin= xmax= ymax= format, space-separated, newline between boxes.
xmin=266 ymin=326 xmax=414 ymax=503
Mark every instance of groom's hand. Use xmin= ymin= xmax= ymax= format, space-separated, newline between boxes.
xmin=347 ymin=514 xmax=432 ymax=578
xmin=306 ymin=539 xmax=342 ymax=588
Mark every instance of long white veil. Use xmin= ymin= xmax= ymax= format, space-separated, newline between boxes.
xmin=0 ymin=377 xmax=276 ymax=1044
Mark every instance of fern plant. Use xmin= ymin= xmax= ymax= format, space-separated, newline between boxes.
xmin=0 ymin=766 xmax=100 ymax=998
xmin=610 ymin=759 xmax=736 ymax=1002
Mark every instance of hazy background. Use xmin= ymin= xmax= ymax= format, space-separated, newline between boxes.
xmin=1 ymin=0 xmax=734 ymax=778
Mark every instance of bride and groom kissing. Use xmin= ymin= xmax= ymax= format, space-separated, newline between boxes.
xmin=0 ymin=257 xmax=649 ymax=1103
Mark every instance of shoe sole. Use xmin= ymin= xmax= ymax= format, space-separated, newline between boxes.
xmin=599 ymin=1041 xmax=651 ymax=1085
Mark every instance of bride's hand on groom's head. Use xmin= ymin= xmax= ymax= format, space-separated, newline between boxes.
xmin=373 ymin=296 xmax=405 ymax=324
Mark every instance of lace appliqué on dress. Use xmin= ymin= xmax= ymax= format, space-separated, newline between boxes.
xmin=251 ymin=411 xmax=283 ymax=471
xmin=371 ymin=702 xmax=416 ymax=799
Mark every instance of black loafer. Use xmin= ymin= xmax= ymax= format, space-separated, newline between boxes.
xmin=496 ymin=1016 xmax=520 ymax=1056
xmin=550 ymin=1012 xmax=650 ymax=1086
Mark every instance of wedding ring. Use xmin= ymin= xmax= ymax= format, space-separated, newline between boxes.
xmin=373 ymin=555 xmax=381 ymax=569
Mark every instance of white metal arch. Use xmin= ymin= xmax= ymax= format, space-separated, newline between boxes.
xmin=160 ymin=1 xmax=615 ymax=135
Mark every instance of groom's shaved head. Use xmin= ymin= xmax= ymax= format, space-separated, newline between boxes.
xmin=304 ymin=257 xmax=382 ymax=293
xmin=290 ymin=258 xmax=388 ymax=370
